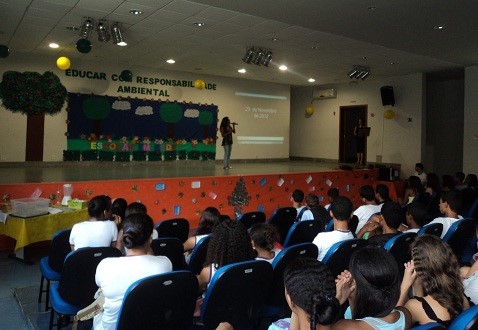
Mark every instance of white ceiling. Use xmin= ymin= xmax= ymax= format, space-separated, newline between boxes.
xmin=0 ymin=0 xmax=476 ymax=86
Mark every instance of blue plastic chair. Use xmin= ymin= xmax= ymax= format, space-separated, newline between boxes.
xmin=410 ymin=322 xmax=445 ymax=329
xmin=49 ymin=247 xmax=122 ymax=330
xmin=417 ymin=223 xmax=443 ymax=237
xmin=448 ymin=305 xmax=478 ymax=330
xmin=268 ymin=207 xmax=297 ymax=245
xmin=383 ymin=232 xmax=417 ymax=278
xmin=282 ymin=220 xmax=322 ymax=248
xmin=238 ymin=211 xmax=266 ymax=229
xmin=443 ymin=218 xmax=477 ymax=263
xmin=322 ymin=238 xmax=368 ymax=277
xmin=38 ymin=229 xmax=71 ymax=311
xmin=188 ymin=235 xmax=211 ymax=275
xmin=325 ymin=218 xmax=334 ymax=231
xmin=199 ymin=260 xmax=273 ymax=330
xmin=154 ymin=218 xmax=190 ymax=242
xmin=116 ymin=271 xmax=198 ymax=330
xmin=262 ymin=243 xmax=318 ymax=320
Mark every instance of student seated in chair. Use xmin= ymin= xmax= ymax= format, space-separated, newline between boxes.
xmin=183 ymin=206 xmax=221 ymax=262
xmin=428 ymin=190 xmax=463 ymax=238
xmin=69 ymin=195 xmax=118 ymax=251
xmin=356 ymin=201 xmax=402 ymax=248
xmin=301 ymin=194 xmax=330 ymax=230
xmin=353 ymin=185 xmax=382 ymax=235
xmin=400 ymin=203 xmax=428 ymax=233
xmin=94 ymin=213 xmax=172 ymax=330
xmin=292 ymin=189 xmax=307 ymax=221
xmin=324 ymin=188 xmax=340 ymax=212
xmin=249 ymin=223 xmax=281 ymax=264
xmin=269 ymin=258 xmax=341 ymax=330
xmin=313 ymin=196 xmax=354 ymax=261
xmin=397 ymin=235 xmax=470 ymax=327
xmin=197 ymin=220 xmax=255 ymax=292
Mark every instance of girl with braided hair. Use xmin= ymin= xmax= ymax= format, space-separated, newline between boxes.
xmin=397 ymin=235 xmax=470 ymax=326
xmin=269 ymin=257 xmax=340 ymax=330
xmin=249 ymin=223 xmax=281 ymax=264
xmin=198 ymin=220 xmax=255 ymax=291
xmin=333 ymin=246 xmax=412 ymax=329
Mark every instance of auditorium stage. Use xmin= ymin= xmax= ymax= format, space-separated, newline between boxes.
xmin=0 ymin=160 xmax=391 ymax=228
xmin=0 ymin=159 xmax=341 ymax=184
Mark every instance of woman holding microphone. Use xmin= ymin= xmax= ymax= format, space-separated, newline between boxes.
xmin=219 ymin=117 xmax=237 ymax=170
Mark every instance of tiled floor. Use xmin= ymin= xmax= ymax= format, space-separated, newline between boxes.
xmin=0 ymin=249 xmax=44 ymax=330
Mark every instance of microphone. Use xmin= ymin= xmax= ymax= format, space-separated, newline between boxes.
xmin=232 ymin=122 xmax=238 ymax=125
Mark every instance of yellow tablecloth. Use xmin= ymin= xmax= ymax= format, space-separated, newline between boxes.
xmin=0 ymin=209 xmax=88 ymax=251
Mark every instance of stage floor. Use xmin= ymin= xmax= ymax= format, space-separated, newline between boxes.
xmin=0 ymin=160 xmax=344 ymax=184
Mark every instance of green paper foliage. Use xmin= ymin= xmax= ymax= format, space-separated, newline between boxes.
xmin=0 ymin=71 xmax=67 ymax=115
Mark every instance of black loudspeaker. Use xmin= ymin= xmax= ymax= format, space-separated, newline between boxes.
xmin=380 ymin=86 xmax=395 ymax=106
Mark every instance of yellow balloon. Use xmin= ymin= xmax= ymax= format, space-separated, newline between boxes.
xmin=56 ymin=57 xmax=71 ymax=70
xmin=384 ymin=109 xmax=395 ymax=119
xmin=305 ymin=104 xmax=314 ymax=116
xmin=194 ymin=79 xmax=205 ymax=89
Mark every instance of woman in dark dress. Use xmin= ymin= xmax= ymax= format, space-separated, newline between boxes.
xmin=354 ymin=118 xmax=365 ymax=165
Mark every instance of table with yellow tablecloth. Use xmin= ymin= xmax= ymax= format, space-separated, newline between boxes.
xmin=0 ymin=208 xmax=88 ymax=253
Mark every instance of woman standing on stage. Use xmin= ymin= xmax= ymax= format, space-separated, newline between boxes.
xmin=353 ymin=118 xmax=365 ymax=165
xmin=220 ymin=117 xmax=236 ymax=170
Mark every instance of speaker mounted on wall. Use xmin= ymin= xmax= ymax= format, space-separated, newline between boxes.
xmin=380 ymin=86 xmax=395 ymax=106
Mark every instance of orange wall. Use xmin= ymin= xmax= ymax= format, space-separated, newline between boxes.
xmin=0 ymin=168 xmax=393 ymax=250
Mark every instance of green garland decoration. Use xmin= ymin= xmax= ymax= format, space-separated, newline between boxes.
xmin=0 ymin=71 xmax=67 ymax=115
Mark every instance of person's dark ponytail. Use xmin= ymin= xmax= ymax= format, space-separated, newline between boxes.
xmin=309 ymin=292 xmax=340 ymax=329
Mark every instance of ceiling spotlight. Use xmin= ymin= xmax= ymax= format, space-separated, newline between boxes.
xmin=194 ymin=22 xmax=205 ymax=27
xmin=49 ymin=43 xmax=59 ymax=48
xmin=279 ymin=65 xmax=287 ymax=71
xmin=238 ymin=68 xmax=246 ymax=73
xmin=129 ymin=9 xmax=143 ymax=15
xmin=79 ymin=18 xmax=94 ymax=39
xmin=66 ymin=26 xmax=79 ymax=31
xmin=360 ymin=71 xmax=371 ymax=80
xmin=308 ymin=78 xmax=316 ymax=83
xmin=347 ymin=66 xmax=371 ymax=80
xmin=111 ymin=23 xmax=127 ymax=46
xmin=166 ymin=59 xmax=175 ymax=64
xmin=253 ymin=49 xmax=264 ymax=65
xmin=242 ymin=48 xmax=254 ymax=64
xmin=262 ymin=51 xmax=273 ymax=67
xmin=348 ymin=69 xmax=358 ymax=78
xmin=97 ymin=21 xmax=110 ymax=42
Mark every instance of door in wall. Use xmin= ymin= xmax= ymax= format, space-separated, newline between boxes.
xmin=339 ymin=105 xmax=367 ymax=164
xmin=25 ymin=114 xmax=45 ymax=161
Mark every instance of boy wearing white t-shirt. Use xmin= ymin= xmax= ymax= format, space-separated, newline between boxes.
xmin=313 ymin=196 xmax=354 ymax=261
xmin=428 ymin=190 xmax=463 ymax=238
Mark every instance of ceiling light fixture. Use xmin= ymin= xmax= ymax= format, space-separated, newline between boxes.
xmin=166 ymin=59 xmax=175 ymax=64
xmin=194 ymin=22 xmax=205 ymax=27
xmin=242 ymin=46 xmax=273 ymax=67
xmin=111 ymin=22 xmax=127 ymax=46
xmin=242 ymin=48 xmax=255 ymax=64
xmin=129 ymin=9 xmax=143 ymax=15
xmin=253 ymin=49 xmax=265 ymax=65
xmin=347 ymin=66 xmax=371 ymax=80
xmin=262 ymin=51 xmax=273 ymax=67
xmin=308 ymin=78 xmax=316 ymax=83
xmin=79 ymin=18 xmax=94 ymax=39
xmin=66 ymin=26 xmax=79 ymax=31
xmin=97 ymin=21 xmax=110 ymax=42
xmin=434 ymin=24 xmax=446 ymax=30
xmin=238 ymin=68 xmax=246 ymax=73
xmin=49 ymin=43 xmax=59 ymax=49
xmin=279 ymin=65 xmax=287 ymax=71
